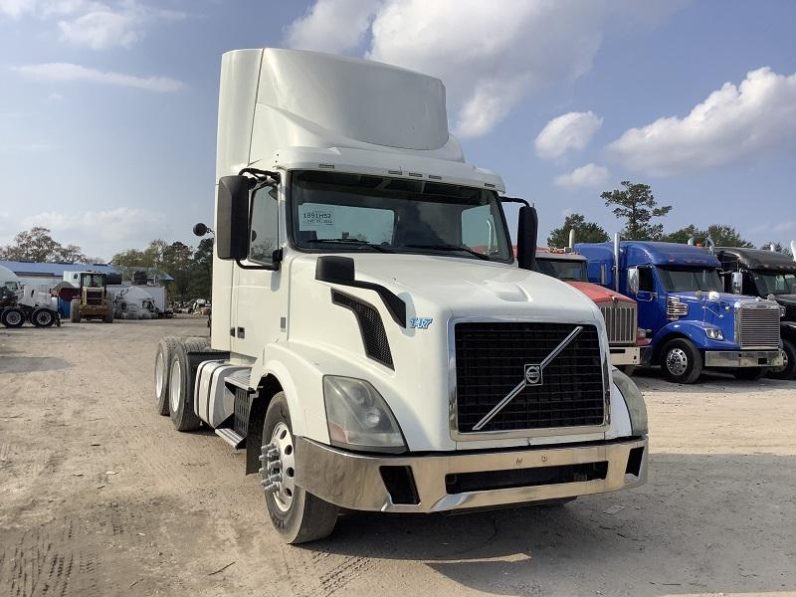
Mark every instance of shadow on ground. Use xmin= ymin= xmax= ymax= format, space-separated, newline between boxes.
xmin=301 ymin=453 xmax=796 ymax=596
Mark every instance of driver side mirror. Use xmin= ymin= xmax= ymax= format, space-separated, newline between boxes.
xmin=731 ymin=272 xmax=743 ymax=294
xmin=516 ymin=205 xmax=538 ymax=271
xmin=216 ymin=176 xmax=254 ymax=260
xmin=627 ymin=267 xmax=639 ymax=294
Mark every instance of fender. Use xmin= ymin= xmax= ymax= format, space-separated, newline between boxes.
xmin=651 ymin=320 xmax=741 ymax=361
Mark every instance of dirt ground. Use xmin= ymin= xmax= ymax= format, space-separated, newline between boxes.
xmin=1 ymin=318 xmax=795 ymax=597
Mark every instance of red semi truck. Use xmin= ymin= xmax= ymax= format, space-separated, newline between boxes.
xmin=534 ymin=248 xmax=649 ymax=369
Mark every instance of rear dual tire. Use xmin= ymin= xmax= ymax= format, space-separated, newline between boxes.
xmin=31 ymin=308 xmax=55 ymax=328
xmin=154 ymin=336 xmax=209 ymax=424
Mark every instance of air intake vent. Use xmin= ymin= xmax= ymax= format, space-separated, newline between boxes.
xmin=332 ymin=290 xmax=394 ymax=369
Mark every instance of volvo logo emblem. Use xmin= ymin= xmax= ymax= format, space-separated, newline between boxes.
xmin=524 ymin=364 xmax=542 ymax=385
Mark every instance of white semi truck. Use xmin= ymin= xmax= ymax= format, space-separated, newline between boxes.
xmin=154 ymin=49 xmax=648 ymax=543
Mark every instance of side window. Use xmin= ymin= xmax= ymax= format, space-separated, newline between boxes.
xmin=249 ymin=187 xmax=279 ymax=264
xmin=638 ymin=266 xmax=654 ymax=292
xmin=461 ymin=204 xmax=501 ymax=255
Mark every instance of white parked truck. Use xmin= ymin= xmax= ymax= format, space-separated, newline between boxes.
xmin=154 ymin=48 xmax=648 ymax=543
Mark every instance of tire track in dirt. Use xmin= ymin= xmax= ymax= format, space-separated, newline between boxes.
xmin=0 ymin=518 xmax=102 ymax=597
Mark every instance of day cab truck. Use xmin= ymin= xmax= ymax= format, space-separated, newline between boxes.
xmin=153 ymin=48 xmax=648 ymax=543
xmin=576 ymin=239 xmax=783 ymax=384
xmin=535 ymin=248 xmax=647 ymax=370
xmin=715 ymin=244 xmax=796 ymax=379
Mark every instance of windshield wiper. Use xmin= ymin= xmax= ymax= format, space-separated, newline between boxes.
xmin=307 ymin=238 xmax=393 ymax=253
xmin=403 ymin=243 xmax=490 ymax=260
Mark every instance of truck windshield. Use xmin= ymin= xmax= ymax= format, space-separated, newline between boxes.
xmin=290 ymin=171 xmax=512 ymax=262
xmin=536 ymin=258 xmax=588 ymax=281
xmin=752 ymin=271 xmax=796 ymax=295
xmin=658 ymin=267 xmax=722 ymax=292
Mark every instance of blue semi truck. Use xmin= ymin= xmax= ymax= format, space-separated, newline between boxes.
xmin=576 ymin=239 xmax=783 ymax=383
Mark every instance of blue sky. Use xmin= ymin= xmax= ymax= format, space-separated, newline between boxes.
xmin=1 ymin=0 xmax=795 ymax=260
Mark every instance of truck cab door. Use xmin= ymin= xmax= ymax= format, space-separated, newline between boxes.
xmin=231 ymin=186 xmax=288 ymax=360
xmin=632 ymin=266 xmax=664 ymax=333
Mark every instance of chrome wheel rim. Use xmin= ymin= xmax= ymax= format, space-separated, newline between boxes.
xmin=772 ymin=349 xmax=788 ymax=374
xmin=169 ymin=360 xmax=182 ymax=413
xmin=6 ymin=311 xmax=22 ymax=326
xmin=666 ymin=348 xmax=688 ymax=377
xmin=155 ymin=351 xmax=165 ymax=397
xmin=265 ymin=422 xmax=296 ymax=512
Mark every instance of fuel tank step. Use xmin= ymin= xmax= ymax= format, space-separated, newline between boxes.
xmin=215 ymin=427 xmax=245 ymax=449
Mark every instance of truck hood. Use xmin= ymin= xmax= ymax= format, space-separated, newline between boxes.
xmin=567 ymin=281 xmax=634 ymax=305
xmin=345 ymin=253 xmax=601 ymax=321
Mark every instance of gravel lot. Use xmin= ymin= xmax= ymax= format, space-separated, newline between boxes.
xmin=1 ymin=318 xmax=795 ymax=597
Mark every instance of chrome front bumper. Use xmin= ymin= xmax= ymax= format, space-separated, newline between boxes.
xmin=609 ymin=345 xmax=641 ymax=366
xmin=704 ymin=349 xmax=783 ymax=368
xmin=294 ymin=437 xmax=648 ymax=514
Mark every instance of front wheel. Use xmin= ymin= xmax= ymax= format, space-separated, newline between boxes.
xmin=768 ymin=339 xmax=796 ymax=380
xmin=661 ymin=338 xmax=703 ymax=384
xmin=262 ymin=393 xmax=338 ymax=544
xmin=1 ymin=307 xmax=25 ymax=328
xmin=733 ymin=367 xmax=768 ymax=381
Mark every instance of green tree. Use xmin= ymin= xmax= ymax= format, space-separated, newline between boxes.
xmin=0 ymin=226 xmax=88 ymax=263
xmin=547 ymin=213 xmax=609 ymax=248
xmin=663 ymin=224 xmax=753 ymax=247
xmin=162 ymin=241 xmax=194 ymax=301
xmin=601 ymin=181 xmax=672 ymax=240
xmin=189 ymin=238 xmax=213 ymax=299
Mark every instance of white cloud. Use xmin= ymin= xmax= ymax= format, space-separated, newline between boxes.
xmin=15 ymin=62 xmax=184 ymax=92
xmin=608 ymin=67 xmax=796 ymax=176
xmin=57 ymin=1 xmax=184 ymax=50
xmin=285 ymin=0 xmax=379 ymax=54
xmin=285 ymin=0 xmax=682 ymax=138
xmin=22 ymin=207 xmax=167 ymax=256
xmin=1 ymin=1 xmax=183 ymax=49
xmin=535 ymin=111 xmax=603 ymax=159
xmin=0 ymin=0 xmax=36 ymax=17
xmin=554 ymin=163 xmax=610 ymax=189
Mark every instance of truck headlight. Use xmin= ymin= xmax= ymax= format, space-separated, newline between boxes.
xmin=705 ymin=327 xmax=724 ymax=340
xmin=323 ymin=376 xmax=406 ymax=453
xmin=612 ymin=369 xmax=648 ymax=435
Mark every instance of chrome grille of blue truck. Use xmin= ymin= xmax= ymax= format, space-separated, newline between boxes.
xmin=738 ymin=304 xmax=780 ymax=349
xmin=453 ymin=322 xmax=606 ymax=433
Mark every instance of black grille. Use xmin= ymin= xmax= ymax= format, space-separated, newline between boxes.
xmin=446 ymin=461 xmax=608 ymax=494
xmin=454 ymin=322 xmax=605 ymax=433
xmin=332 ymin=290 xmax=394 ymax=369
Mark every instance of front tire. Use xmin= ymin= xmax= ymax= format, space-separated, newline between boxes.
xmin=103 ymin=303 xmax=114 ymax=323
xmin=661 ymin=338 xmax=703 ymax=384
xmin=1 ymin=307 xmax=25 ymax=328
xmin=262 ymin=393 xmax=338 ymax=544
xmin=769 ymin=339 xmax=796 ymax=380
xmin=70 ymin=299 xmax=81 ymax=323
